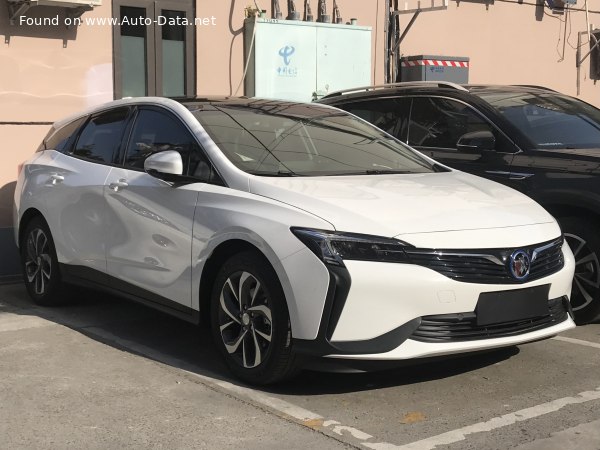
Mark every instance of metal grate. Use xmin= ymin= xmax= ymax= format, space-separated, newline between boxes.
xmin=404 ymin=238 xmax=564 ymax=284
xmin=411 ymin=296 xmax=569 ymax=342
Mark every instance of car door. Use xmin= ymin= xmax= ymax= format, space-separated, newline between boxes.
xmin=40 ymin=108 xmax=130 ymax=274
xmin=407 ymin=96 xmax=518 ymax=182
xmin=104 ymin=106 xmax=212 ymax=311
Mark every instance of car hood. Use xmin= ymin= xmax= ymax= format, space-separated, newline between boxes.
xmin=248 ymin=171 xmax=556 ymax=238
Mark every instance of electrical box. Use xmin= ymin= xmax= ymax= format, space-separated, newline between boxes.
xmin=244 ymin=18 xmax=372 ymax=102
xmin=400 ymin=55 xmax=470 ymax=84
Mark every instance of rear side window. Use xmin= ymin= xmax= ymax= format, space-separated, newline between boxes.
xmin=337 ymin=98 xmax=412 ymax=142
xmin=41 ymin=117 xmax=87 ymax=153
xmin=72 ymin=108 xmax=130 ymax=163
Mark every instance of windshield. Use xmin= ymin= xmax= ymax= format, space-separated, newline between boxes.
xmin=477 ymin=91 xmax=600 ymax=149
xmin=192 ymin=104 xmax=439 ymax=176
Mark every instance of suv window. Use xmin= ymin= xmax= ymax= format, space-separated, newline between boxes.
xmin=337 ymin=98 xmax=411 ymax=142
xmin=408 ymin=97 xmax=513 ymax=152
xmin=478 ymin=91 xmax=600 ymax=149
xmin=73 ymin=108 xmax=130 ymax=163
xmin=37 ymin=116 xmax=87 ymax=153
xmin=125 ymin=108 xmax=213 ymax=180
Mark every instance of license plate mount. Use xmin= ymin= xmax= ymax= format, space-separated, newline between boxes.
xmin=476 ymin=284 xmax=550 ymax=326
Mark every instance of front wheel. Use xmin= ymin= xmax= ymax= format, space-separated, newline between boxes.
xmin=210 ymin=251 xmax=297 ymax=385
xmin=560 ymin=217 xmax=600 ymax=324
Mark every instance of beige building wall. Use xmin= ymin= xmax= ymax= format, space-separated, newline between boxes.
xmin=1 ymin=0 xmax=600 ymax=276
xmin=398 ymin=2 xmax=599 ymax=103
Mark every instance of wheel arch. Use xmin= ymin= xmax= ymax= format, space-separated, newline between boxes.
xmin=18 ymin=208 xmax=46 ymax=249
xmin=542 ymin=203 xmax=600 ymax=226
xmin=533 ymin=190 xmax=600 ymax=225
xmin=198 ymin=239 xmax=284 ymax=327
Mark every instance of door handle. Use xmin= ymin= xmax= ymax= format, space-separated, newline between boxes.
xmin=49 ymin=173 xmax=64 ymax=185
xmin=485 ymin=170 xmax=534 ymax=180
xmin=485 ymin=170 xmax=512 ymax=178
xmin=508 ymin=172 xmax=534 ymax=180
xmin=109 ymin=179 xmax=129 ymax=192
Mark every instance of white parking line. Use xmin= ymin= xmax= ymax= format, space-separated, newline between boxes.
xmin=552 ymin=336 xmax=600 ymax=350
xmin=374 ymin=387 xmax=600 ymax=450
xmin=82 ymin=324 xmax=600 ymax=450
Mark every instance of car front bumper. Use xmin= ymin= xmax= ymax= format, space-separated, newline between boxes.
xmin=293 ymin=242 xmax=576 ymax=360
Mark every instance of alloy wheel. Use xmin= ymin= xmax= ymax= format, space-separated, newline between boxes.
xmin=565 ymin=232 xmax=600 ymax=312
xmin=217 ymin=271 xmax=273 ymax=369
xmin=24 ymin=228 xmax=52 ymax=296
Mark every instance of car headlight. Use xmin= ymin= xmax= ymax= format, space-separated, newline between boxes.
xmin=291 ymin=227 xmax=410 ymax=266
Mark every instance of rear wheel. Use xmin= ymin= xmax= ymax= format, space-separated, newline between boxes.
xmin=560 ymin=217 xmax=600 ymax=324
xmin=210 ymin=251 xmax=297 ymax=385
xmin=20 ymin=216 xmax=64 ymax=306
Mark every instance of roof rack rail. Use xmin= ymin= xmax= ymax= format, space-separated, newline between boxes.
xmin=321 ymin=81 xmax=469 ymax=99
xmin=513 ymin=85 xmax=557 ymax=92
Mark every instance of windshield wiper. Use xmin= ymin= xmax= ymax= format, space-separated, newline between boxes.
xmin=364 ymin=169 xmax=413 ymax=175
xmin=247 ymin=170 xmax=303 ymax=177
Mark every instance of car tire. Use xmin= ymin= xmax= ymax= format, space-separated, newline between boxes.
xmin=210 ymin=251 xmax=297 ymax=385
xmin=20 ymin=216 xmax=65 ymax=306
xmin=559 ymin=216 xmax=600 ymax=324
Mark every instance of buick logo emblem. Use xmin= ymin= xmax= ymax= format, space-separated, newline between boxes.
xmin=509 ymin=250 xmax=531 ymax=280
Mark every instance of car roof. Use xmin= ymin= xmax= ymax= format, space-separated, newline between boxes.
xmin=52 ymin=96 xmax=341 ymax=129
xmin=318 ymin=82 xmax=559 ymax=104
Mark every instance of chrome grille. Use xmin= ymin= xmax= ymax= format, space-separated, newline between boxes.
xmin=404 ymin=237 xmax=564 ymax=284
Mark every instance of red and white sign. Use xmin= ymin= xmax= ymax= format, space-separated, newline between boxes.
xmin=401 ymin=59 xmax=469 ymax=68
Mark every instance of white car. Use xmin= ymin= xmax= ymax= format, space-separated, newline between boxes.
xmin=14 ymin=97 xmax=576 ymax=384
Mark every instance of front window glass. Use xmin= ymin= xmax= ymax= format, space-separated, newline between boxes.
xmin=477 ymin=91 xmax=600 ymax=149
xmin=125 ymin=109 xmax=211 ymax=180
xmin=192 ymin=104 xmax=437 ymax=176
xmin=408 ymin=97 xmax=498 ymax=149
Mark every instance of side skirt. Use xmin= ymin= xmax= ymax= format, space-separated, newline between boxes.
xmin=60 ymin=264 xmax=200 ymax=324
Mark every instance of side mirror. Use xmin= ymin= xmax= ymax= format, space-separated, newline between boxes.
xmin=144 ymin=151 xmax=183 ymax=181
xmin=456 ymin=131 xmax=496 ymax=152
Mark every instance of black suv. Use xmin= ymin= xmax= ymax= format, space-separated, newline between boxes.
xmin=319 ymin=82 xmax=600 ymax=324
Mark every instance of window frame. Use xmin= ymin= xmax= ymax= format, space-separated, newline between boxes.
xmin=68 ymin=107 xmax=134 ymax=166
xmin=406 ymin=95 xmax=522 ymax=155
xmin=118 ymin=105 xmax=226 ymax=186
xmin=112 ymin=0 xmax=196 ymax=99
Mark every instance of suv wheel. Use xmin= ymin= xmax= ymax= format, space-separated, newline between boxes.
xmin=210 ymin=251 xmax=297 ymax=385
xmin=560 ymin=217 xmax=600 ymax=324
xmin=20 ymin=216 xmax=64 ymax=306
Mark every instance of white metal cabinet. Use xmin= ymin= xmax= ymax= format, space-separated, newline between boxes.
xmin=244 ymin=19 xmax=372 ymax=102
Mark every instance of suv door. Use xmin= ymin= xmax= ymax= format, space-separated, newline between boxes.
xmin=104 ymin=106 xmax=212 ymax=311
xmin=407 ymin=96 xmax=518 ymax=181
xmin=41 ymin=108 xmax=130 ymax=274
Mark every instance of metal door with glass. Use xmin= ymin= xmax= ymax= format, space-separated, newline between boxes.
xmin=113 ymin=0 xmax=195 ymax=99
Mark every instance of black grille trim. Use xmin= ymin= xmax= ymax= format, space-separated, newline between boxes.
xmin=411 ymin=296 xmax=569 ymax=342
xmin=404 ymin=237 xmax=564 ymax=284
